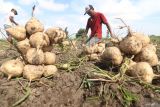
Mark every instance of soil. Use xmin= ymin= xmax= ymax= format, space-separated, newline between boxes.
xmin=0 ymin=44 xmax=160 ymax=107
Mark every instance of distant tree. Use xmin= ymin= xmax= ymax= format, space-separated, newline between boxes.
xmin=76 ymin=28 xmax=86 ymax=38
xmin=75 ymin=28 xmax=87 ymax=44
xmin=150 ymin=34 xmax=156 ymax=37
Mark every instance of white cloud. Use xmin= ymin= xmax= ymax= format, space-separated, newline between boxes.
xmin=0 ymin=0 xmax=21 ymax=14
xmin=18 ymin=0 xmax=69 ymax=12
xmin=38 ymin=0 xmax=68 ymax=11
xmin=18 ymin=0 xmax=33 ymax=5
xmin=1 ymin=0 xmax=160 ymax=38
xmin=72 ymin=0 xmax=160 ymax=21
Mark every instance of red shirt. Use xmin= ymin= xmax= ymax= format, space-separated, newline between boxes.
xmin=86 ymin=12 xmax=108 ymax=39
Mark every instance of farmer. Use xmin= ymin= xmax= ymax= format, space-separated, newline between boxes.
xmin=4 ymin=8 xmax=18 ymax=48
xmin=84 ymin=5 xmax=113 ymax=45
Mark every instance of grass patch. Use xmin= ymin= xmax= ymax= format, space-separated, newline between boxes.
xmin=118 ymin=85 xmax=139 ymax=107
xmin=150 ymin=35 xmax=160 ymax=44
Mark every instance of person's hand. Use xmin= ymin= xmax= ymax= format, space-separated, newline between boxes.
xmin=106 ymin=30 xmax=110 ymax=38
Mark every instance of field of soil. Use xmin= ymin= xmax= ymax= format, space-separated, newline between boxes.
xmin=0 ymin=37 xmax=160 ymax=107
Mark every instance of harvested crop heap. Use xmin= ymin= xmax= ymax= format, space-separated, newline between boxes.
xmin=83 ymin=29 xmax=159 ymax=83
xmin=83 ymin=42 xmax=106 ymax=61
xmin=0 ymin=17 xmax=68 ymax=81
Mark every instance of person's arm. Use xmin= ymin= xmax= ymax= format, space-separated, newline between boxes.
xmin=85 ymin=27 xmax=89 ymax=35
xmin=9 ymin=16 xmax=18 ymax=25
xmin=85 ymin=18 xmax=90 ymax=35
xmin=105 ymin=23 xmax=113 ymax=38
xmin=100 ymin=13 xmax=114 ymax=38
xmin=85 ymin=19 xmax=92 ymax=44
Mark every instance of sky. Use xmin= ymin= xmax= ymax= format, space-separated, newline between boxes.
xmin=0 ymin=0 xmax=160 ymax=39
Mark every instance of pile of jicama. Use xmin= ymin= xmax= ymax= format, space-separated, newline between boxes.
xmin=83 ymin=31 xmax=159 ymax=83
xmin=83 ymin=42 xmax=106 ymax=61
xmin=0 ymin=17 xmax=68 ymax=82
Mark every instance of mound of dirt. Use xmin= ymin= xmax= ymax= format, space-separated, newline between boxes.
xmin=0 ymin=68 xmax=84 ymax=107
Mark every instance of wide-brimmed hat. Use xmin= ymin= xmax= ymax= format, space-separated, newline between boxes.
xmin=84 ymin=5 xmax=94 ymax=15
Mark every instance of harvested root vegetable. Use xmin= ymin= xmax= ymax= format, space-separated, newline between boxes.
xmin=17 ymin=38 xmax=31 ymax=54
xmin=23 ymin=65 xmax=44 ymax=81
xmin=43 ymin=33 xmax=50 ymax=47
xmin=29 ymin=32 xmax=44 ymax=49
xmin=58 ymin=30 xmax=65 ymax=42
xmin=134 ymin=49 xmax=158 ymax=66
xmin=132 ymin=32 xmax=150 ymax=47
xmin=84 ymin=46 xmax=94 ymax=54
xmin=126 ymin=62 xmax=155 ymax=83
xmin=0 ymin=59 xmax=24 ymax=80
xmin=45 ymin=27 xmax=66 ymax=44
xmin=29 ymin=32 xmax=49 ymax=49
xmin=6 ymin=26 xmax=26 ymax=41
xmin=43 ymin=65 xmax=58 ymax=77
xmin=55 ymin=30 xmax=66 ymax=43
xmin=88 ymin=53 xmax=99 ymax=61
xmin=42 ymin=45 xmax=53 ymax=52
xmin=45 ymin=27 xmax=60 ymax=43
xmin=119 ymin=36 xmax=142 ymax=55
xmin=85 ymin=43 xmax=105 ymax=54
xmin=62 ymin=31 xmax=67 ymax=39
xmin=25 ymin=17 xmax=44 ymax=35
xmin=96 ymin=46 xmax=104 ymax=53
xmin=53 ymin=37 xmax=59 ymax=44
xmin=44 ymin=52 xmax=56 ymax=65
xmin=45 ymin=27 xmax=59 ymax=42
xmin=142 ymin=44 xmax=156 ymax=53
xmin=84 ymin=44 xmax=98 ymax=54
xmin=26 ymin=48 xmax=44 ymax=65
xmin=98 ymin=42 xmax=105 ymax=49
xmin=101 ymin=47 xmax=123 ymax=65
xmin=128 ymin=60 xmax=137 ymax=68
xmin=95 ymin=43 xmax=105 ymax=53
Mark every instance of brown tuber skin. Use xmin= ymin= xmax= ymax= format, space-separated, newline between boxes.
xmin=43 ymin=65 xmax=58 ymax=77
xmin=23 ymin=65 xmax=44 ymax=81
xmin=42 ymin=45 xmax=53 ymax=52
xmin=0 ymin=59 xmax=24 ymax=80
xmin=44 ymin=52 xmax=56 ymax=65
xmin=6 ymin=26 xmax=26 ymax=41
xmin=26 ymin=48 xmax=44 ymax=65
xmin=126 ymin=62 xmax=155 ymax=83
xmin=131 ymin=32 xmax=150 ymax=47
xmin=17 ymin=38 xmax=31 ymax=55
xmin=119 ymin=36 xmax=142 ymax=55
xmin=101 ymin=47 xmax=123 ymax=65
xmin=29 ymin=32 xmax=49 ymax=49
xmin=45 ymin=27 xmax=66 ymax=44
xmin=134 ymin=48 xmax=158 ymax=66
xmin=88 ymin=53 xmax=99 ymax=61
xmin=142 ymin=44 xmax=156 ymax=53
xmin=25 ymin=17 xmax=44 ymax=35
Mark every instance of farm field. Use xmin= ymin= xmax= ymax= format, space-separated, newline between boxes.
xmin=0 ymin=35 xmax=160 ymax=107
